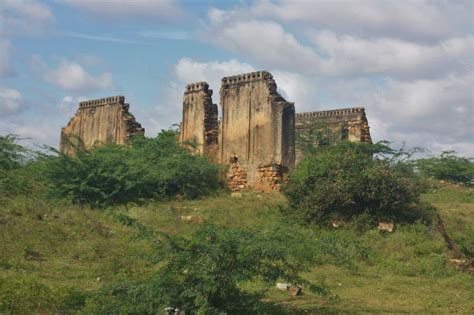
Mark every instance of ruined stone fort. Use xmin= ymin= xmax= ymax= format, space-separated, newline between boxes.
xmin=61 ymin=71 xmax=371 ymax=191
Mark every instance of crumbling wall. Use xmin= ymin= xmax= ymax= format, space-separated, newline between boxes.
xmin=179 ymin=82 xmax=218 ymax=161
xmin=219 ymin=71 xmax=295 ymax=191
xmin=60 ymin=96 xmax=144 ymax=155
xmin=295 ymin=107 xmax=371 ymax=162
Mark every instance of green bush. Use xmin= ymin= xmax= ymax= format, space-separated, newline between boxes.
xmin=282 ymin=142 xmax=428 ymax=224
xmin=0 ymin=276 xmax=55 ymax=313
xmin=0 ymin=135 xmax=37 ymax=203
xmin=83 ymin=224 xmax=326 ymax=314
xmin=43 ymin=130 xmax=221 ymax=208
xmin=415 ymin=151 xmax=474 ymax=186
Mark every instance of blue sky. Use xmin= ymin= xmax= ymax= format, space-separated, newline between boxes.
xmin=1 ymin=0 xmax=473 ymax=156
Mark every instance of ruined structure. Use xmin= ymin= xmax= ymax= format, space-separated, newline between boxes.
xmin=295 ymin=107 xmax=371 ymax=162
xmin=180 ymin=71 xmax=295 ymax=191
xmin=60 ymin=96 xmax=144 ymax=155
xmin=58 ymin=72 xmax=372 ymax=192
xmin=219 ymin=71 xmax=295 ymax=191
xmin=179 ymin=82 xmax=218 ymax=161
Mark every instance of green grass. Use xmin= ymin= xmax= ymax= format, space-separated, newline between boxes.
xmin=1 ymin=184 xmax=473 ymax=313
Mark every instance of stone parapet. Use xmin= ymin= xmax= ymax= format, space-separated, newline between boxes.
xmin=79 ymin=96 xmax=125 ymax=109
xmin=296 ymin=107 xmax=365 ymax=118
xmin=185 ymin=82 xmax=209 ymax=94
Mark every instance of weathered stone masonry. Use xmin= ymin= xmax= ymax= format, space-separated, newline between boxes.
xmin=219 ymin=71 xmax=295 ymax=191
xmin=178 ymin=71 xmax=296 ymax=191
xmin=59 ymin=73 xmax=372 ymax=192
xmin=179 ymin=82 xmax=218 ymax=161
xmin=60 ymin=96 xmax=144 ymax=155
xmin=295 ymin=107 xmax=371 ymax=163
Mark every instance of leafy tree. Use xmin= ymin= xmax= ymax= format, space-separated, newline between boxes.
xmin=43 ymin=130 xmax=221 ymax=208
xmin=0 ymin=135 xmax=36 ymax=202
xmin=415 ymin=151 xmax=474 ymax=186
xmin=83 ymin=224 xmax=329 ymax=314
xmin=282 ymin=142 xmax=429 ymax=224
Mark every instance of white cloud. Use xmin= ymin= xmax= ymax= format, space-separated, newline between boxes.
xmin=31 ymin=56 xmax=114 ymax=92
xmin=311 ymin=31 xmax=474 ymax=79
xmin=0 ymin=0 xmax=54 ymax=36
xmin=205 ymin=19 xmax=320 ymax=73
xmin=0 ymin=40 xmax=15 ymax=77
xmin=249 ymin=0 xmax=472 ymax=42
xmin=174 ymin=58 xmax=255 ymax=92
xmin=60 ymin=0 xmax=184 ymax=21
xmin=58 ymin=95 xmax=87 ymax=117
xmin=0 ymin=86 xmax=25 ymax=116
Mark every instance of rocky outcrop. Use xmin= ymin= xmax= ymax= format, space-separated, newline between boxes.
xmin=60 ymin=96 xmax=144 ymax=155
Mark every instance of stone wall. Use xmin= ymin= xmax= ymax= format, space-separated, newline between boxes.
xmin=179 ymin=82 xmax=218 ymax=161
xmin=295 ymin=107 xmax=371 ymax=162
xmin=219 ymin=71 xmax=295 ymax=191
xmin=60 ymin=96 xmax=144 ymax=155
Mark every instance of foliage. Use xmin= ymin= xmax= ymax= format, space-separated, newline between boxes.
xmin=415 ymin=151 xmax=474 ymax=186
xmin=296 ymin=121 xmax=343 ymax=154
xmin=282 ymin=141 xmax=429 ymax=224
xmin=0 ymin=135 xmax=37 ymax=203
xmin=1 ymin=188 xmax=472 ymax=313
xmin=42 ymin=130 xmax=221 ymax=208
xmin=83 ymin=224 xmax=326 ymax=314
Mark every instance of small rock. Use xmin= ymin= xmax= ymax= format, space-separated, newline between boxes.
xmin=179 ymin=215 xmax=204 ymax=224
xmin=331 ymin=220 xmax=345 ymax=228
xmin=231 ymin=192 xmax=242 ymax=198
xmin=276 ymin=283 xmax=290 ymax=291
xmin=377 ymin=222 xmax=395 ymax=232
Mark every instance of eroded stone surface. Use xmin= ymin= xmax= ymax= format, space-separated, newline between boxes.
xmin=179 ymin=82 xmax=218 ymax=161
xmin=219 ymin=71 xmax=295 ymax=191
xmin=60 ymin=96 xmax=144 ymax=155
xmin=295 ymin=107 xmax=371 ymax=163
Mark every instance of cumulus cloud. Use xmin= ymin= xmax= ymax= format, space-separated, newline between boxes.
xmin=31 ymin=56 xmax=114 ymax=92
xmin=205 ymin=18 xmax=320 ymax=73
xmin=0 ymin=0 xmax=54 ymax=36
xmin=60 ymin=0 xmax=184 ymax=21
xmin=311 ymin=31 xmax=474 ymax=79
xmin=248 ymin=0 xmax=473 ymax=42
xmin=175 ymin=58 xmax=255 ymax=91
xmin=0 ymin=86 xmax=25 ymax=116
xmin=58 ymin=95 xmax=87 ymax=117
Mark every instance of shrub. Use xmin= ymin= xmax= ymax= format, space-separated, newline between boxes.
xmin=0 ymin=276 xmax=55 ymax=313
xmin=415 ymin=151 xmax=474 ymax=186
xmin=282 ymin=142 xmax=428 ymax=224
xmin=83 ymin=224 xmax=326 ymax=314
xmin=43 ymin=130 xmax=221 ymax=208
xmin=0 ymin=135 xmax=37 ymax=203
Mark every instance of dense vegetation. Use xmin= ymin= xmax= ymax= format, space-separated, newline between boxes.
xmin=415 ymin=151 xmax=474 ymax=186
xmin=0 ymin=133 xmax=472 ymax=313
xmin=282 ymin=142 xmax=432 ymax=225
xmin=1 ymin=131 xmax=222 ymax=208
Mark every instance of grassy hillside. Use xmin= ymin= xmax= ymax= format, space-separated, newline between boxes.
xmin=1 ymin=182 xmax=472 ymax=313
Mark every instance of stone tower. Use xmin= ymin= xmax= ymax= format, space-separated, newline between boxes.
xmin=219 ymin=71 xmax=295 ymax=191
xmin=60 ymin=96 xmax=144 ymax=155
xmin=179 ymin=82 xmax=219 ymax=161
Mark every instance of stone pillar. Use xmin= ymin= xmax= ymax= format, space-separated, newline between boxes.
xmin=219 ymin=71 xmax=295 ymax=191
xmin=179 ymin=82 xmax=218 ymax=161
